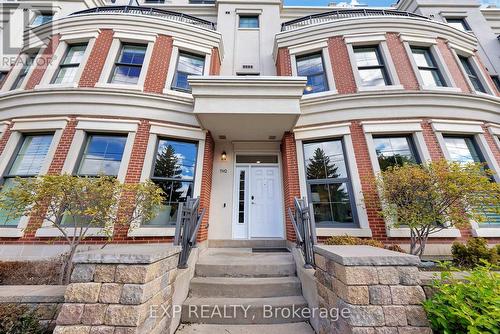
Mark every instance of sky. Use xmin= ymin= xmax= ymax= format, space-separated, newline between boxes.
xmin=283 ymin=0 xmax=499 ymax=7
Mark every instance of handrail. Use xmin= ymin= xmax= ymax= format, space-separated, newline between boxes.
xmin=174 ymin=197 xmax=206 ymax=269
xmin=281 ymin=8 xmax=429 ymax=31
xmin=288 ymin=197 xmax=316 ymax=269
xmin=71 ymin=6 xmax=217 ymax=31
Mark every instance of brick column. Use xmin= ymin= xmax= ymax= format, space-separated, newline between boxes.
xmin=281 ymin=132 xmax=300 ymax=241
xmin=276 ymin=48 xmax=292 ymax=76
xmin=25 ymin=34 xmax=61 ymax=90
xmin=420 ymin=120 xmax=445 ymax=161
xmin=314 ymin=245 xmax=431 ymax=334
xmin=197 ymin=132 xmax=214 ymax=243
xmin=79 ymin=30 xmax=114 ymax=88
xmin=0 ymin=123 xmax=13 ymax=156
xmin=350 ymin=121 xmax=387 ymax=240
xmin=144 ymin=35 xmax=173 ymax=94
xmin=386 ymin=33 xmax=419 ymax=90
xmin=209 ymin=48 xmax=221 ymax=75
xmin=482 ymin=125 xmax=500 ymax=166
xmin=436 ymin=38 xmax=472 ymax=94
xmin=328 ymin=37 xmax=357 ymax=94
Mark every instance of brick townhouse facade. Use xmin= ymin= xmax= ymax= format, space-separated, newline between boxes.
xmin=0 ymin=0 xmax=498 ymax=256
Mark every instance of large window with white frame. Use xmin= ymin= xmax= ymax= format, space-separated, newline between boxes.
xmin=172 ymin=52 xmax=205 ymax=93
xmin=296 ymin=53 xmax=329 ymax=94
xmin=303 ymin=139 xmax=357 ymax=227
xmin=410 ymin=47 xmax=447 ymax=87
xmin=0 ymin=134 xmax=54 ymax=227
xmin=457 ymin=55 xmax=486 ymax=93
xmin=109 ymin=44 xmax=147 ymax=85
xmin=52 ymin=44 xmax=88 ymax=84
xmin=353 ymin=46 xmax=391 ymax=87
xmin=373 ymin=135 xmax=420 ymax=171
xmin=76 ymin=134 xmax=127 ymax=177
xmin=146 ymin=138 xmax=198 ymax=226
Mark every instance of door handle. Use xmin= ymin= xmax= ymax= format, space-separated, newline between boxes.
xmin=251 ymin=195 xmax=255 ymax=200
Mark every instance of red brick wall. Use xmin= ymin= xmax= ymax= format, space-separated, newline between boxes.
xmin=0 ymin=123 xmax=13 ymax=156
xmin=281 ymin=132 xmax=300 ymax=241
xmin=436 ymin=38 xmax=472 ymax=94
xmin=24 ymin=35 xmax=61 ymax=90
xmin=421 ymin=120 xmax=445 ymax=161
xmin=483 ymin=125 xmax=500 ymax=165
xmin=276 ymin=48 xmax=292 ymax=76
xmin=197 ymin=132 xmax=214 ymax=243
xmin=328 ymin=37 xmax=357 ymax=94
xmin=210 ymin=48 xmax=221 ymax=75
xmin=386 ymin=33 xmax=419 ymax=90
xmin=47 ymin=117 xmax=77 ymax=175
xmin=349 ymin=122 xmax=387 ymax=239
xmin=79 ymin=30 xmax=114 ymax=88
xmin=144 ymin=36 xmax=173 ymax=94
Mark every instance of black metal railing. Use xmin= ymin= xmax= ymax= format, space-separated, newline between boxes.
xmin=71 ymin=6 xmax=216 ymax=31
xmin=174 ymin=197 xmax=206 ymax=269
xmin=288 ymin=197 xmax=316 ymax=269
xmin=281 ymin=9 xmax=429 ymax=31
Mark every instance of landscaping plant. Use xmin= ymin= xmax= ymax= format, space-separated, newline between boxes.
xmin=0 ymin=304 xmax=50 ymax=334
xmin=423 ymin=262 xmax=500 ymax=334
xmin=451 ymin=238 xmax=498 ymax=268
xmin=0 ymin=174 xmax=164 ymax=284
xmin=372 ymin=160 xmax=500 ymax=257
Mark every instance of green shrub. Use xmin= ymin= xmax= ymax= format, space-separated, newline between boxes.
xmin=451 ymin=238 xmax=498 ymax=268
xmin=0 ymin=304 xmax=50 ymax=334
xmin=423 ymin=262 xmax=500 ymax=334
xmin=324 ymin=235 xmax=406 ymax=253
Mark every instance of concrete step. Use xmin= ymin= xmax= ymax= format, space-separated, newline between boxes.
xmin=190 ymin=277 xmax=302 ymax=298
xmin=208 ymin=239 xmax=287 ymax=248
xmin=181 ymin=296 xmax=309 ymax=325
xmin=195 ymin=249 xmax=296 ymax=278
xmin=176 ymin=322 xmax=315 ymax=334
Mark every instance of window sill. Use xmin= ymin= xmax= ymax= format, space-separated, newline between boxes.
xmin=95 ymin=82 xmax=144 ymax=92
xmin=35 ymin=227 xmax=109 ymax=238
xmin=421 ymin=86 xmax=462 ymax=93
xmin=387 ymin=227 xmax=461 ymax=238
xmin=0 ymin=228 xmax=24 ymax=238
xmin=471 ymin=227 xmax=500 ymax=237
xmin=162 ymin=88 xmax=194 ymax=100
xmin=316 ymin=227 xmax=372 ymax=237
xmin=35 ymin=83 xmax=79 ymax=90
xmin=357 ymin=84 xmax=404 ymax=92
xmin=301 ymin=89 xmax=339 ymax=100
xmin=128 ymin=226 xmax=176 ymax=237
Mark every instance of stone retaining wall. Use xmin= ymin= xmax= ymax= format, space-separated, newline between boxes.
xmin=313 ymin=245 xmax=432 ymax=334
xmin=53 ymin=244 xmax=181 ymax=334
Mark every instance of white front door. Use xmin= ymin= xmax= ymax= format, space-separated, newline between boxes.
xmin=249 ymin=166 xmax=283 ymax=238
xmin=232 ymin=165 xmax=284 ymax=239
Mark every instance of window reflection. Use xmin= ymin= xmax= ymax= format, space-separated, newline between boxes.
xmin=373 ymin=136 xmax=419 ymax=170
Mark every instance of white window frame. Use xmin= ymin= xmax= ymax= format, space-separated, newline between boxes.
xmin=128 ymin=122 xmax=206 ymax=237
xmin=400 ymin=34 xmax=461 ymax=93
xmin=163 ymin=39 xmax=212 ymax=98
xmin=1 ymin=48 xmax=43 ymax=92
xmin=289 ymin=39 xmax=337 ymax=98
xmin=37 ymin=30 xmax=98 ymax=89
xmin=431 ymin=119 xmax=500 ymax=237
xmin=95 ymin=30 xmax=157 ymax=92
xmin=448 ymin=43 xmax=497 ymax=96
xmin=35 ymin=118 xmax=139 ymax=238
xmin=0 ymin=117 xmax=67 ymax=237
xmin=362 ymin=119 xmax=461 ymax=238
xmin=293 ymin=123 xmax=372 ymax=237
xmin=344 ymin=34 xmax=403 ymax=92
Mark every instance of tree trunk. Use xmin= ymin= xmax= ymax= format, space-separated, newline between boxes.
xmin=61 ymin=244 xmax=78 ymax=285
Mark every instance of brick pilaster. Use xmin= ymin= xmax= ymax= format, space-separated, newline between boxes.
xmin=47 ymin=117 xmax=77 ymax=175
xmin=483 ymin=125 xmax=500 ymax=166
xmin=281 ymin=132 xmax=300 ymax=241
xmin=143 ymin=35 xmax=173 ymax=94
xmin=0 ymin=123 xmax=13 ymax=156
xmin=328 ymin=37 xmax=357 ymax=94
xmin=209 ymin=48 xmax=221 ymax=75
xmin=421 ymin=120 xmax=445 ymax=161
xmin=197 ymin=131 xmax=214 ymax=243
xmin=78 ymin=29 xmax=114 ymax=88
xmin=276 ymin=48 xmax=292 ymax=76
xmin=386 ymin=33 xmax=419 ymax=90
xmin=24 ymin=34 xmax=61 ymax=90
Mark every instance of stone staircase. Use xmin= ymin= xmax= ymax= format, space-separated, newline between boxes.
xmin=176 ymin=248 xmax=314 ymax=333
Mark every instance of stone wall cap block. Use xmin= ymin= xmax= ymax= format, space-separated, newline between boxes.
xmin=0 ymin=285 xmax=65 ymax=303
xmin=73 ymin=244 xmax=181 ymax=264
xmin=314 ymin=245 xmax=420 ymax=266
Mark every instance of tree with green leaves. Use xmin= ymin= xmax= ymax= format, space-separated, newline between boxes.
xmin=0 ymin=175 xmax=164 ymax=284
xmin=372 ymin=160 xmax=500 ymax=257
